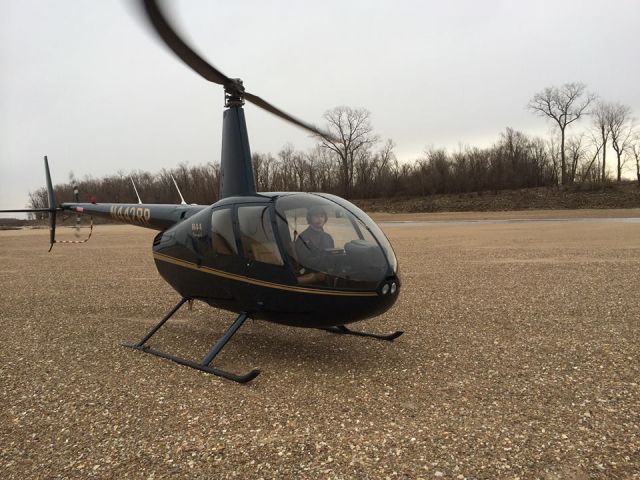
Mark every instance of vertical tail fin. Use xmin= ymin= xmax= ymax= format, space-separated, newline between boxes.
xmin=44 ymin=156 xmax=58 ymax=251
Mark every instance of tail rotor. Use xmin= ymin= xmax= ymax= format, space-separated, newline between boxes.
xmin=73 ymin=184 xmax=81 ymax=237
xmin=0 ymin=156 xmax=93 ymax=251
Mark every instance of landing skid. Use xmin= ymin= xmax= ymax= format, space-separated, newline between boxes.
xmin=122 ymin=297 xmax=260 ymax=383
xmin=320 ymin=325 xmax=404 ymax=341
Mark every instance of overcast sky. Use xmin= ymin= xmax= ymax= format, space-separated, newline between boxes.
xmin=1 ymin=0 xmax=639 ymax=214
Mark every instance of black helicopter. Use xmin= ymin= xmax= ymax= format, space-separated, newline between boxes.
xmin=1 ymin=0 xmax=401 ymax=383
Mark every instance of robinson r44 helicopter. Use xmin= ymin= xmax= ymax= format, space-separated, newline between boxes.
xmin=1 ymin=0 xmax=402 ymax=383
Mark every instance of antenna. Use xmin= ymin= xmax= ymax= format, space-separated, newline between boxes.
xmin=130 ymin=177 xmax=143 ymax=204
xmin=171 ymin=175 xmax=187 ymax=205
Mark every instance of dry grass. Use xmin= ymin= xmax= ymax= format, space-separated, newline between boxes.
xmin=1 ymin=212 xmax=639 ymax=479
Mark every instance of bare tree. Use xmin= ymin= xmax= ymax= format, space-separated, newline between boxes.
xmin=592 ymin=101 xmax=612 ymax=183
xmin=353 ymin=139 xmax=397 ymax=198
xmin=546 ymin=137 xmax=561 ymax=184
xmin=372 ymin=139 xmax=397 ymax=196
xmin=565 ymin=135 xmax=587 ymax=183
xmin=252 ymin=152 xmax=275 ymax=192
xmin=607 ymin=102 xmax=634 ymax=181
xmin=319 ymin=106 xmax=379 ymax=198
xmin=577 ymin=132 xmax=604 ymax=183
xmin=528 ymin=82 xmax=595 ymax=185
xmin=277 ymin=143 xmax=298 ymax=191
xmin=631 ymin=136 xmax=640 ymax=185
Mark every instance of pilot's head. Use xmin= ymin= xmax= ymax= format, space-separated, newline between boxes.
xmin=307 ymin=206 xmax=328 ymax=230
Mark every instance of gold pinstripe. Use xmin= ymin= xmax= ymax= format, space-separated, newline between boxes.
xmin=153 ymin=252 xmax=378 ymax=297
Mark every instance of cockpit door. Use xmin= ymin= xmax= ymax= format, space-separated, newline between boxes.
xmin=205 ymin=206 xmax=244 ymax=275
xmin=235 ymin=203 xmax=294 ymax=284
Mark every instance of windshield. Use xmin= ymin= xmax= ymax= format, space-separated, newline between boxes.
xmin=275 ymin=194 xmax=391 ymax=289
xmin=315 ymin=193 xmax=398 ymax=273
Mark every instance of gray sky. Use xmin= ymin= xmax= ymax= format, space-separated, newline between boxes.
xmin=2 ymin=0 xmax=639 ymax=214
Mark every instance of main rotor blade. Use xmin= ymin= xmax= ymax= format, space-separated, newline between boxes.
xmin=244 ymin=92 xmax=336 ymax=141
xmin=142 ymin=0 xmax=230 ymax=86
xmin=142 ymin=0 xmax=335 ymax=142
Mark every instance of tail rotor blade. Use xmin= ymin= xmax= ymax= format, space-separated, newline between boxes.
xmin=48 ymin=211 xmax=57 ymax=252
xmin=74 ymin=184 xmax=81 ymax=237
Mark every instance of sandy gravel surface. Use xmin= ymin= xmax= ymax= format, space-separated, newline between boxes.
xmin=369 ymin=207 xmax=640 ymax=223
xmin=1 ymin=211 xmax=639 ymax=479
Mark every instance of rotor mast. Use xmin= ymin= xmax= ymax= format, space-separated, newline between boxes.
xmin=220 ymin=79 xmax=257 ymax=199
xmin=141 ymin=0 xmax=334 ymax=200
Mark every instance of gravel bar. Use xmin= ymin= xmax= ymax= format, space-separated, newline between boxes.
xmin=1 ymin=212 xmax=639 ymax=479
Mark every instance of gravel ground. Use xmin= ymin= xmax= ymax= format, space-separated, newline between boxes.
xmin=1 ymin=212 xmax=639 ymax=479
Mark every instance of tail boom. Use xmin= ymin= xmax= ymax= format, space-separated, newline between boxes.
xmin=62 ymin=202 xmax=207 ymax=230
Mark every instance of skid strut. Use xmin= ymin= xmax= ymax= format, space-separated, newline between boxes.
xmin=321 ymin=325 xmax=403 ymax=341
xmin=122 ymin=298 xmax=260 ymax=383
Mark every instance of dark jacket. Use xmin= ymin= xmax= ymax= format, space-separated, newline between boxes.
xmin=294 ymin=227 xmax=334 ymax=269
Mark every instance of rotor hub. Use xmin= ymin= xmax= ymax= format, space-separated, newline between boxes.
xmin=224 ymin=78 xmax=245 ymax=107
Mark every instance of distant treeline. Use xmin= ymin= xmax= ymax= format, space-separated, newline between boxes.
xmin=26 ymin=126 xmax=629 ymax=212
xmin=28 ymin=85 xmax=640 ymax=210
xmin=27 ymin=127 xmax=554 ymax=209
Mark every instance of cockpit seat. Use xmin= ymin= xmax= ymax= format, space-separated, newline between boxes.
xmin=249 ymin=242 xmax=282 ymax=265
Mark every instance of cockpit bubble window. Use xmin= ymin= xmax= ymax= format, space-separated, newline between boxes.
xmin=211 ymin=208 xmax=238 ymax=255
xmin=274 ymin=194 xmax=390 ymax=289
xmin=315 ymin=193 xmax=398 ymax=273
xmin=238 ymin=205 xmax=284 ymax=266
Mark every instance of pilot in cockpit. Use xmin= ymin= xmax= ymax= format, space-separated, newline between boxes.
xmin=294 ymin=206 xmax=335 ymax=267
